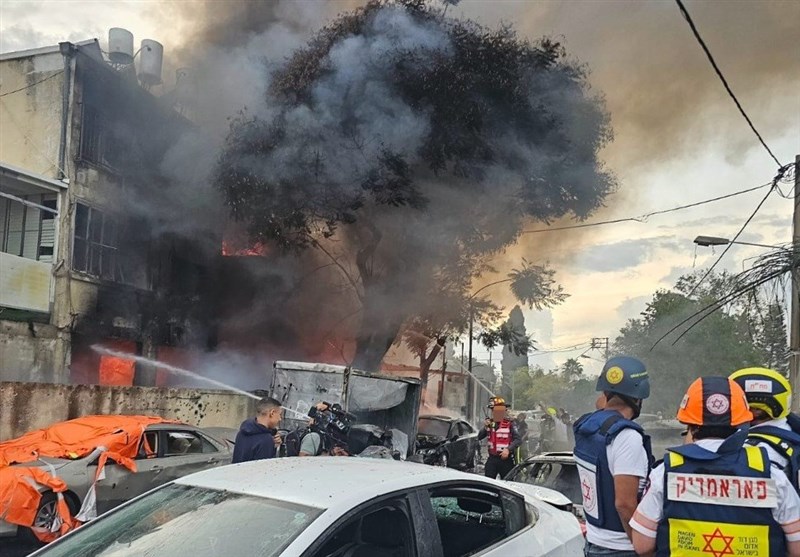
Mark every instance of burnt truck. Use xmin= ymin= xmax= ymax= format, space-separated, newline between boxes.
xmin=268 ymin=361 xmax=422 ymax=459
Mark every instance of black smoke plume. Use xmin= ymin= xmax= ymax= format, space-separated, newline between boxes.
xmin=215 ymin=0 xmax=615 ymax=370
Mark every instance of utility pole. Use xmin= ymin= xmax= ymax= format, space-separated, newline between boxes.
xmin=438 ymin=348 xmax=447 ymax=408
xmin=467 ymin=307 xmax=474 ymax=422
xmin=591 ymin=337 xmax=610 ymax=361
xmin=791 ymin=154 xmax=800 ymax=410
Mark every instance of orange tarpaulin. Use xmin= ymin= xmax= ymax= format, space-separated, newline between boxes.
xmin=0 ymin=415 xmax=174 ymax=542
xmin=0 ymin=415 xmax=171 ymax=468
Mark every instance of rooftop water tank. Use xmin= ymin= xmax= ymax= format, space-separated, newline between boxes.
xmin=138 ymin=39 xmax=163 ymax=87
xmin=108 ymin=28 xmax=134 ymax=64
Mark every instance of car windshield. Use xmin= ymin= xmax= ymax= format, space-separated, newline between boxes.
xmin=37 ymin=483 xmax=323 ymax=557
xmin=507 ymin=461 xmax=581 ymax=505
xmin=418 ymin=418 xmax=451 ymax=437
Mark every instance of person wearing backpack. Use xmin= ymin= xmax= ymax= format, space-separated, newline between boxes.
xmin=282 ymin=402 xmax=351 ymax=457
xmin=573 ymin=356 xmax=654 ymax=557
xmin=730 ymin=367 xmax=800 ymax=491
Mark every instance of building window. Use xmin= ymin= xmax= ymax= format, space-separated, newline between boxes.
xmin=79 ymin=105 xmax=121 ymax=170
xmin=73 ymin=203 xmax=118 ymax=280
xmin=0 ymin=194 xmax=57 ymax=262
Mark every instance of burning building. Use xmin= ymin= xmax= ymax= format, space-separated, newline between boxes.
xmin=0 ymin=32 xmax=220 ymax=386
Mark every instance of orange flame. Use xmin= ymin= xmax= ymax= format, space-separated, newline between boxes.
xmin=221 ymin=240 xmax=270 ymax=257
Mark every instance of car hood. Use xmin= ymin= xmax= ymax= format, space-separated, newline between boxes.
xmin=416 ymin=434 xmax=446 ymax=449
xmin=509 ymin=482 xmax=572 ymax=507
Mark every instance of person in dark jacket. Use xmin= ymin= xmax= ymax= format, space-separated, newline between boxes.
xmin=232 ymin=397 xmax=283 ymax=464
xmin=514 ymin=412 xmax=529 ymax=462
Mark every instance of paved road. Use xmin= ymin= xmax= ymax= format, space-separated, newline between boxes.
xmin=0 ymin=537 xmax=38 ymax=557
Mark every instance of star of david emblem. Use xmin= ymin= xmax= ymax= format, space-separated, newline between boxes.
xmin=581 ymin=478 xmax=595 ymax=510
xmin=705 ymin=393 xmax=730 ymax=415
xmin=702 ymin=527 xmax=734 ymax=557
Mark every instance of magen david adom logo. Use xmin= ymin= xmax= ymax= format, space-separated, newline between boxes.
xmin=705 ymin=393 xmax=730 ymax=415
xmin=606 ymin=366 xmax=624 ymax=385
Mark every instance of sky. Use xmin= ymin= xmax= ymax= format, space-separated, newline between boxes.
xmin=2 ymin=0 xmax=799 ymax=376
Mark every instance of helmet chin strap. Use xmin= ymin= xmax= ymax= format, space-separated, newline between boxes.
xmin=610 ymin=393 xmax=642 ymax=419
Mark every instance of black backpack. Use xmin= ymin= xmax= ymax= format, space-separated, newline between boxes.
xmin=283 ymin=428 xmax=328 ymax=457
xmin=283 ymin=428 xmax=307 ymax=457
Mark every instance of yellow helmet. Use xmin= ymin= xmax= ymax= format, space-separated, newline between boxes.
xmin=729 ymin=367 xmax=792 ymax=420
xmin=488 ymin=396 xmax=507 ymax=409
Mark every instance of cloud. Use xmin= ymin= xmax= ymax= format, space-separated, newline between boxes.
xmin=668 ymin=213 xmax=789 ymax=231
xmin=616 ymin=295 xmax=651 ymax=320
xmin=574 ymin=237 xmax=672 ymax=273
xmin=660 ymin=266 xmax=691 ymax=287
xmin=0 ymin=23 xmax=53 ymax=52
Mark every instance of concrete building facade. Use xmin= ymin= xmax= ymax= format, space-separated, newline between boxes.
xmin=0 ymin=39 xmax=215 ymax=386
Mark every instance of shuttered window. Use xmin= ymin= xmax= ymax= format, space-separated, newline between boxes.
xmin=0 ymin=194 xmax=57 ymax=261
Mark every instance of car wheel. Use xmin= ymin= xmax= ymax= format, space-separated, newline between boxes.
xmin=436 ymin=452 xmax=449 ymax=468
xmin=21 ymin=491 xmax=78 ymax=546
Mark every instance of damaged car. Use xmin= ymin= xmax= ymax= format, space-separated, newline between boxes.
xmin=416 ymin=415 xmax=480 ymax=469
xmin=0 ymin=415 xmax=233 ymax=544
xmin=30 ymin=457 xmax=584 ymax=557
xmin=504 ymin=451 xmax=585 ymax=534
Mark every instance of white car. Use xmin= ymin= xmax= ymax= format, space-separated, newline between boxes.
xmin=31 ymin=457 xmax=583 ymax=557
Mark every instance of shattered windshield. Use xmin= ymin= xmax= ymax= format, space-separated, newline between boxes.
xmin=508 ymin=461 xmax=582 ymax=506
xmin=418 ymin=418 xmax=451 ymax=438
xmin=37 ymin=484 xmax=322 ymax=557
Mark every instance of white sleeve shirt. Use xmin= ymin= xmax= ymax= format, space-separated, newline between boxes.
xmin=608 ymin=428 xmax=650 ymax=477
xmin=630 ymin=441 xmax=800 ymax=543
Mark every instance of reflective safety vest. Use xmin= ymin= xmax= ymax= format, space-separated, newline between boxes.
xmin=487 ymin=420 xmax=513 ymax=455
xmin=747 ymin=423 xmax=800 ymax=493
xmin=656 ymin=434 xmax=785 ymax=557
xmin=573 ymin=409 xmax=653 ymax=533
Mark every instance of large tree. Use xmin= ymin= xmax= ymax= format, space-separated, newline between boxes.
xmin=217 ymin=0 xmax=614 ymax=370
xmin=614 ymin=271 xmax=773 ymax=413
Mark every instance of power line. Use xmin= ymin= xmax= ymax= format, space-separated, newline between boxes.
xmin=674 ymin=0 xmax=782 ymax=168
xmin=686 ymin=164 xmax=792 ymax=297
xmin=0 ymin=70 xmax=64 ymax=98
xmin=473 ymin=342 xmax=590 ymax=357
xmin=530 ymin=342 xmax=592 ymax=355
xmin=474 ymin=341 xmax=590 ymax=357
xmin=522 ymin=180 xmax=772 ymax=235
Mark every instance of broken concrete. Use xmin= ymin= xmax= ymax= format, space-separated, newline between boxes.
xmin=0 ymin=381 xmax=256 ymax=440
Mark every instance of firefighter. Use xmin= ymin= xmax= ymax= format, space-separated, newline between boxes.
xmin=630 ymin=376 xmax=800 ymax=557
xmin=730 ymin=367 xmax=800 ymax=491
xmin=574 ymin=356 xmax=653 ymax=557
xmin=478 ymin=397 xmax=521 ymax=479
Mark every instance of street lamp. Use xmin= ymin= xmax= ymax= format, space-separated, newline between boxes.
xmin=694 ymin=231 xmax=799 ymax=412
xmin=693 ymin=235 xmax=785 ymax=250
xmin=466 ymin=279 xmax=513 ymax=422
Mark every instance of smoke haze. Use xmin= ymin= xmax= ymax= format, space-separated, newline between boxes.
xmin=23 ymin=0 xmax=791 ymax=384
